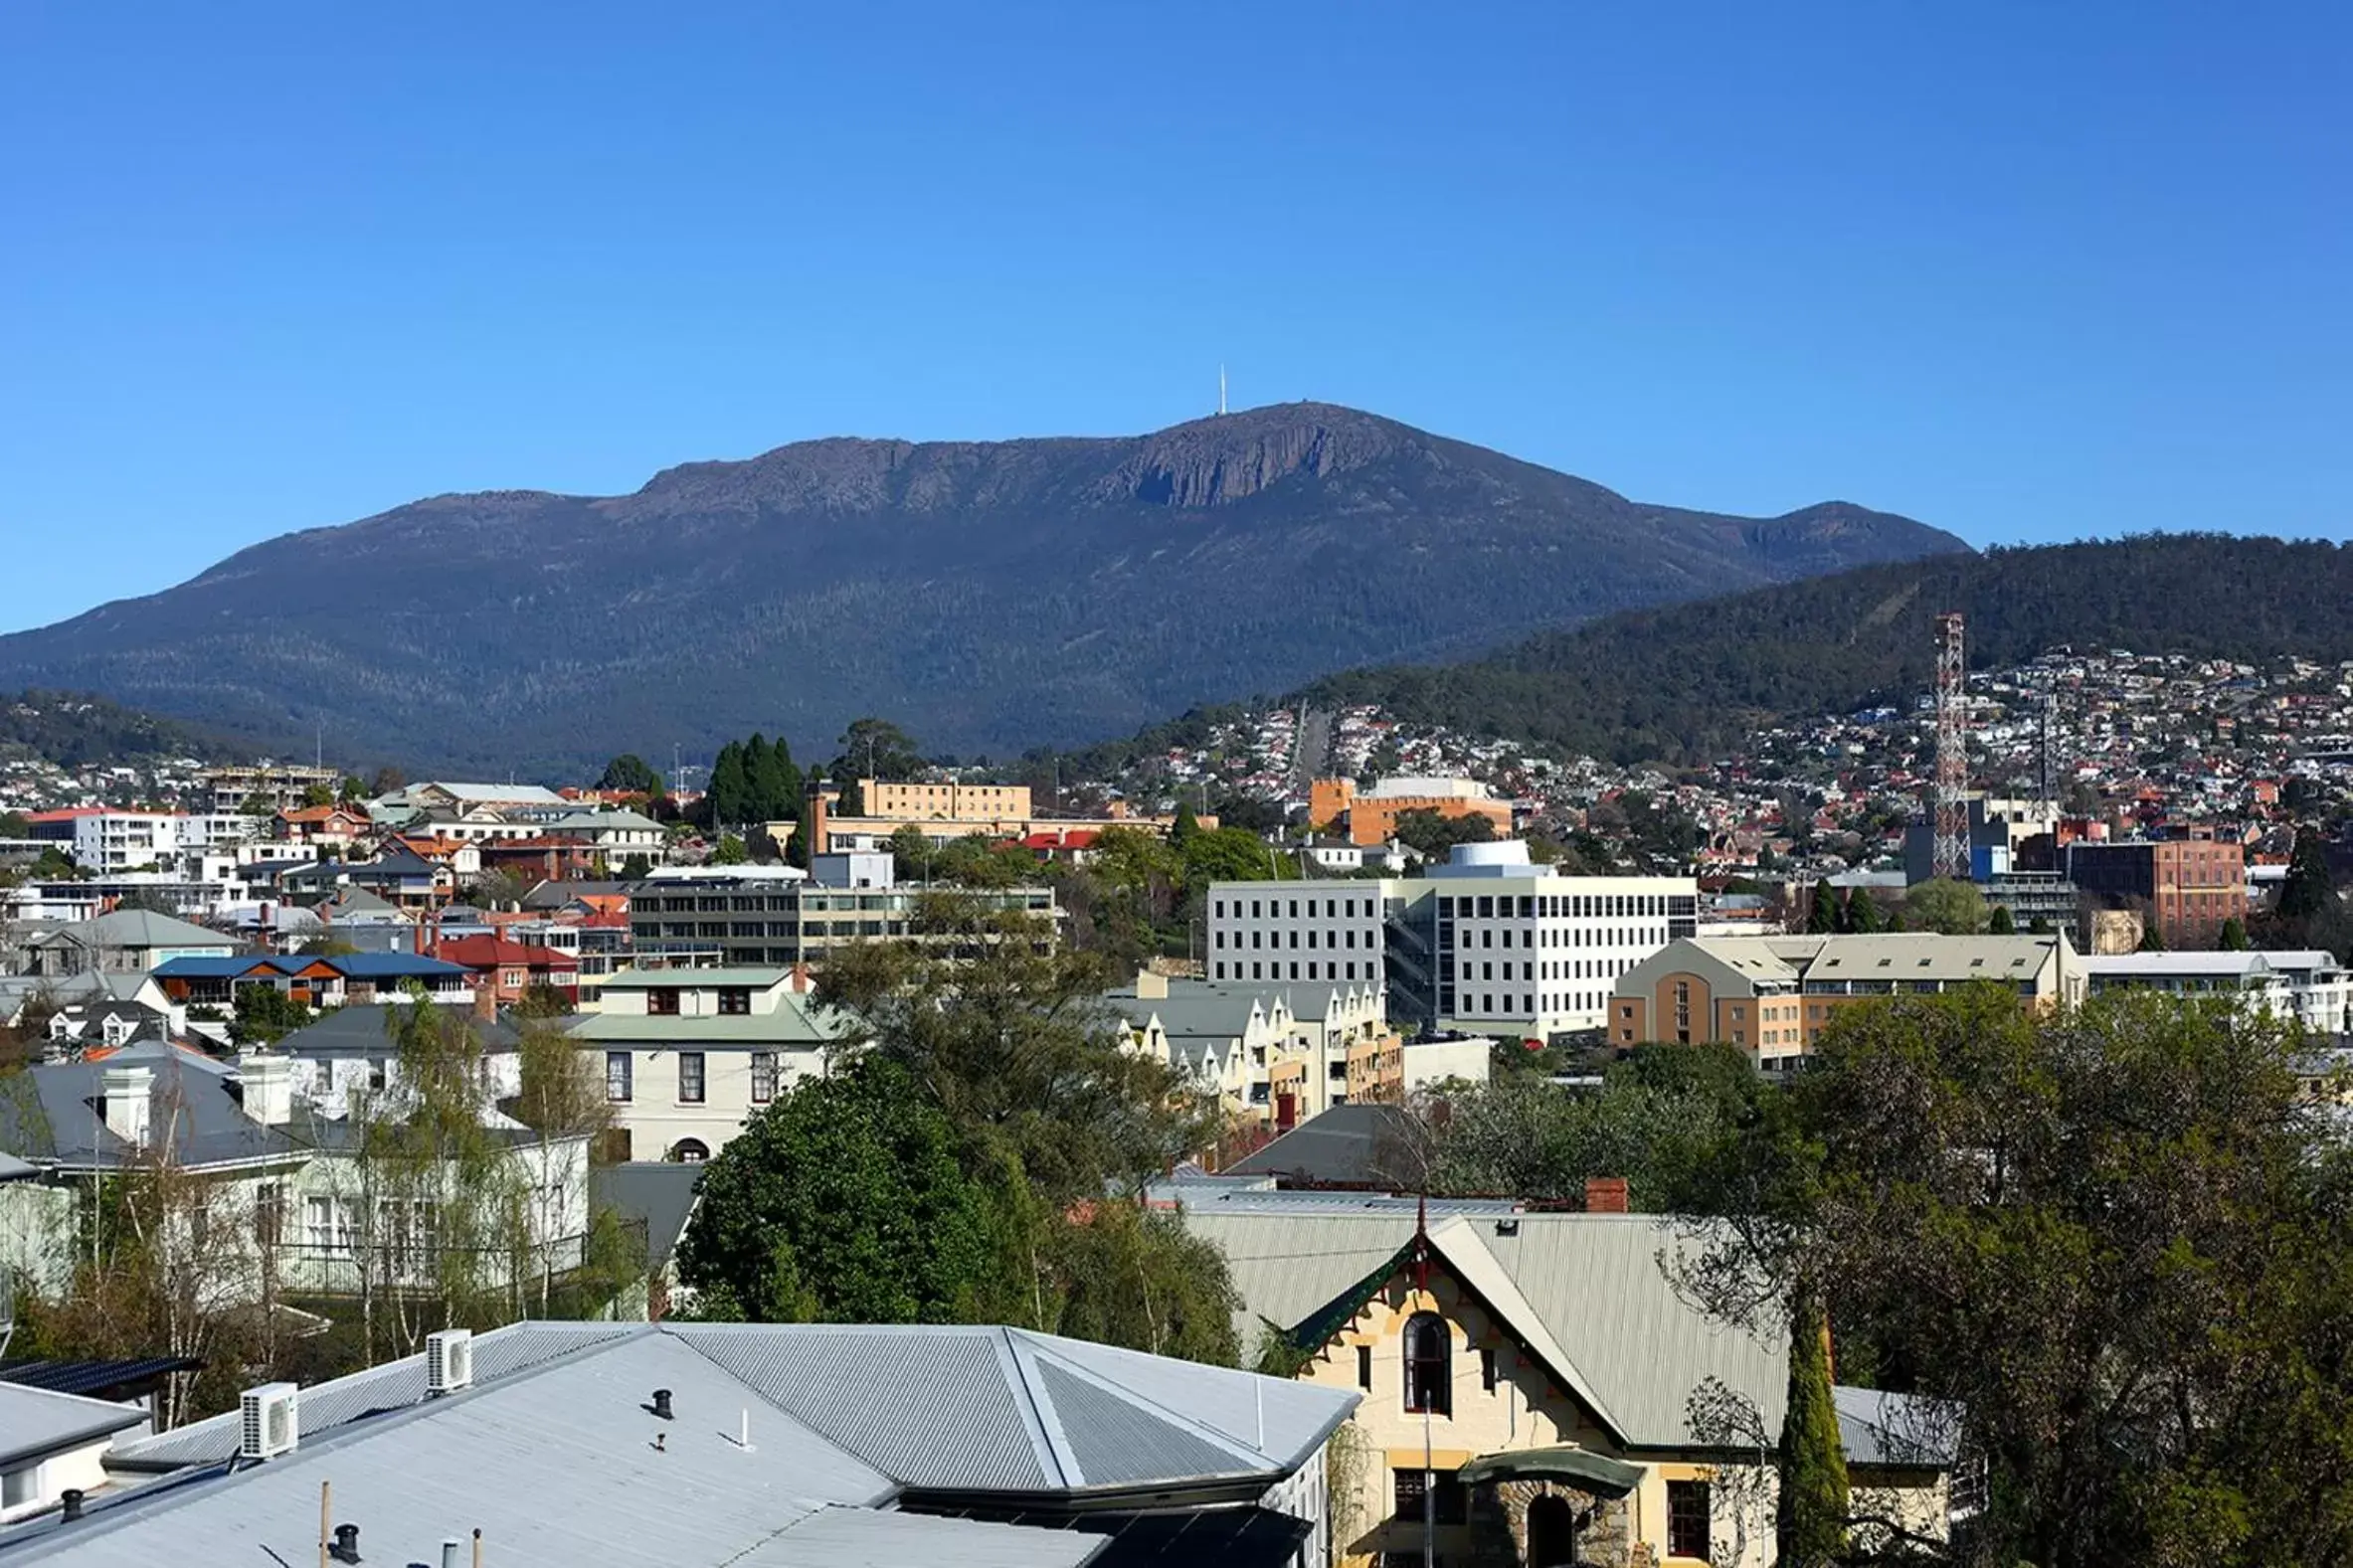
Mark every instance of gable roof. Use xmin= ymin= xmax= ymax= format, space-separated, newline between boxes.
xmin=1222 ymin=1104 xmax=1420 ymax=1187
xmin=64 ymin=909 xmax=238 ymax=952
xmin=272 ymin=1004 xmax=524 ymax=1058
xmin=590 ymin=1161 xmax=703 ymax=1268
xmin=1181 ymin=1209 xmax=1786 ymax=1450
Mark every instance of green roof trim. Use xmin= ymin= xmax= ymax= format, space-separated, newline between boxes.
xmin=1456 ymin=1445 xmax=1643 ymax=1496
xmin=1281 ymin=1239 xmax=1420 ymax=1353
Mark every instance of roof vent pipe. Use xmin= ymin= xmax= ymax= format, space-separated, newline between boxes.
xmin=60 ymin=1489 xmax=85 ymax=1522
xmin=441 ymin=1541 xmax=462 ymax=1568
xmin=328 ymin=1522 xmax=361 ymax=1564
xmin=651 ymin=1388 xmax=673 ymax=1420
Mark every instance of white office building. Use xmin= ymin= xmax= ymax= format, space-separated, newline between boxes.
xmin=1209 ymin=840 xmax=1697 ymax=1040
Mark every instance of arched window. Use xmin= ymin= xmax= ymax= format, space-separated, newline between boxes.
xmin=1402 ymin=1311 xmax=1451 ymax=1416
xmin=669 ymin=1138 xmax=710 ymax=1164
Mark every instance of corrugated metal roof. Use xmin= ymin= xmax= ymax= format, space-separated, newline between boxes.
xmin=1027 ymin=1334 xmax=1350 ymax=1472
xmin=112 ymin=1322 xmax=635 ymax=1467
xmin=1027 ymin=1361 xmax=1254 ymax=1487
xmin=1223 ymin=1104 xmax=1419 ymax=1186
xmin=740 ymin=1506 xmax=1103 ymax=1568
xmin=1180 ymin=1210 xmax=1787 ymax=1448
xmin=0 ymin=1357 xmax=201 ymax=1398
xmin=670 ymin=1325 xmax=1056 ymax=1491
xmin=0 ymin=1384 xmax=148 ymax=1471
xmin=7 ymin=1335 xmax=895 ymax=1568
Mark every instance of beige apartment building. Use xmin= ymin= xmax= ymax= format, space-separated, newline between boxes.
xmin=791 ymin=780 xmax=1209 ymax=856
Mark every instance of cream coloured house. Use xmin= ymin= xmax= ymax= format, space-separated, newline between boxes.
xmin=570 ymin=966 xmax=863 ymax=1162
xmin=1185 ymin=1207 xmax=1960 ymax=1568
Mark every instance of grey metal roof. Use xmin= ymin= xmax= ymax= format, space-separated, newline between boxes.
xmin=46 ymin=1322 xmax=1352 ymax=1568
xmin=738 ymin=1506 xmax=1103 ymax=1568
xmin=1222 ymin=1104 xmax=1420 ymax=1187
xmin=590 ymin=1161 xmax=703 ymax=1268
xmin=599 ymin=966 xmax=798 ymax=990
xmin=10 ymin=1332 xmax=896 ymax=1568
xmin=0 ymin=1041 xmax=313 ymax=1171
xmin=1833 ymin=1384 xmax=1963 ymax=1469
xmin=112 ymin=1322 xmax=640 ymax=1468
xmin=0 ymin=1383 xmax=148 ymax=1471
xmin=1180 ymin=1210 xmax=1786 ymax=1449
xmin=568 ymin=1000 xmax=854 ymax=1049
xmin=1107 ymin=992 xmax=1268 ymax=1043
xmin=271 ymin=1004 xmax=523 ymax=1058
xmin=60 ymin=909 xmax=238 ymax=952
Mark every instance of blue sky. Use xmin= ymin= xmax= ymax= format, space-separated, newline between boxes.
xmin=3 ymin=2 xmax=2347 ymax=631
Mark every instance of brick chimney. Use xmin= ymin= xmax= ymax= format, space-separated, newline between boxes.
xmin=805 ymin=784 xmax=831 ymax=858
xmin=472 ymin=980 xmax=498 ymax=1022
xmin=787 ymin=962 xmax=812 ymax=994
xmin=1583 ymin=1176 xmax=1629 ymax=1214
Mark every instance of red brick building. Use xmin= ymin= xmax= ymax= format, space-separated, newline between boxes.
xmin=2065 ymin=834 xmax=2247 ymax=948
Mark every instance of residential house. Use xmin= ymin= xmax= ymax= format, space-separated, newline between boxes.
xmin=569 ymin=966 xmax=862 ymax=1162
xmin=1108 ymin=985 xmax=1293 ymax=1120
xmin=1345 ymin=1033 xmax=1492 ymax=1104
xmin=14 ymin=911 xmax=239 ymax=978
xmin=20 ymin=1319 xmax=1355 ymax=1568
xmin=150 ymin=953 xmax=475 ymax=1010
xmin=547 ymin=808 xmax=667 ymax=863
xmin=427 ymin=934 xmax=581 ymax=1007
xmin=272 ymin=804 xmax=372 ymax=850
xmin=588 ymin=1160 xmax=704 ymax=1319
xmin=43 ymin=999 xmax=171 ymax=1056
xmin=267 ymin=1004 xmax=528 ymax=1120
xmin=1183 ymin=1207 xmax=1961 ymax=1568
xmin=21 ymin=809 xmax=187 ymax=876
xmin=0 ymin=1041 xmax=589 ymax=1306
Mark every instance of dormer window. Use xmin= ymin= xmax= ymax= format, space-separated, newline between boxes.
xmin=645 ymin=988 xmax=681 ymax=1017
xmin=717 ymin=987 xmax=752 ymax=1016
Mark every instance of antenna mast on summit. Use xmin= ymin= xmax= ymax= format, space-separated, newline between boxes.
xmin=1931 ymin=611 xmax=1970 ymax=881
xmin=1218 ymin=365 xmax=1227 ymax=417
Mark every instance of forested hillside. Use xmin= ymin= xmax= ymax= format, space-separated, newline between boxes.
xmin=0 ymin=690 xmax=229 ymax=767
xmin=1305 ymin=534 xmax=2353 ymax=765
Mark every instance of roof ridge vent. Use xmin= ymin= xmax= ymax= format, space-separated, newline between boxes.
xmin=239 ymin=1381 xmax=299 ymax=1461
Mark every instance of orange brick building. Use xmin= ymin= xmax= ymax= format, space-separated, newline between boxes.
xmin=1309 ymin=778 xmax=1514 ymax=847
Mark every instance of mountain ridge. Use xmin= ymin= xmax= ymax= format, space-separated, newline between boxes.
xmin=0 ymin=403 xmax=1967 ymax=775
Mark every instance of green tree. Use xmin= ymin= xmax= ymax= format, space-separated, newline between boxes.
xmin=1902 ymin=877 xmax=1987 ymax=936
xmin=834 ymin=718 xmax=924 ymax=783
xmin=1775 ymin=1292 xmax=1850 ymax=1568
xmin=596 ymin=753 xmax=664 ymax=797
xmin=711 ymin=832 xmax=749 ymax=866
xmin=743 ymin=733 xmax=799 ymax=823
xmin=368 ymin=765 xmax=406 ymax=796
xmin=1170 ymin=798 xmax=1200 ymax=845
xmin=1844 ymin=889 xmax=1883 ymax=934
xmin=1986 ymin=902 xmax=2017 ymax=935
xmin=832 ymin=776 xmax=868 ymax=818
xmin=299 ymin=783 xmax=335 ymax=808
xmin=1808 ymin=880 xmax=1840 ymax=936
xmin=1177 ymin=826 xmax=1287 ymax=885
xmin=1391 ymin=807 xmax=1498 ymax=859
xmin=230 ymin=985 xmax=312 ymax=1046
xmin=819 ymin=899 xmax=1212 ymax=1205
xmin=2138 ymin=913 xmax=2167 ymax=952
xmin=1680 ymin=988 xmax=2353 ymax=1568
xmin=677 ymin=1058 xmax=992 ymax=1323
xmin=238 ymin=791 xmax=274 ymax=818
xmin=2220 ymin=915 xmax=2250 ymax=951
xmin=1049 ymin=1199 xmax=1238 ymax=1364
xmin=618 ymin=852 xmax=652 ymax=880
xmin=708 ymin=742 xmax=750 ymax=828
xmin=338 ymin=776 xmax=366 ymax=803
xmin=2278 ymin=824 xmax=2334 ymax=926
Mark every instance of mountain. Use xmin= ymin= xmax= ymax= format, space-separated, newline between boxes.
xmin=1304 ymin=533 xmax=2353 ymax=766
xmin=0 ymin=404 xmax=1964 ymax=777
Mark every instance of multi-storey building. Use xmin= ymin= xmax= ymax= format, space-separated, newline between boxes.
xmin=1610 ymin=933 xmax=2089 ymax=1068
xmin=24 ymin=807 xmax=187 ymax=874
xmin=626 ymin=865 xmax=1058 ymax=968
xmin=200 ymin=763 xmax=341 ymax=815
xmin=794 ymin=779 xmax=1206 ymax=856
xmin=1208 ymin=841 xmax=1698 ymax=1040
xmin=2064 ymin=833 xmax=2248 ymax=948
xmin=1307 ymin=776 xmax=1515 ymax=847
xmin=2084 ymin=949 xmax=2352 ymax=1037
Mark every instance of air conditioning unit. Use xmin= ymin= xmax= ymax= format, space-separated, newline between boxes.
xmin=427 ymin=1328 xmax=474 ymax=1395
xmin=240 ymin=1383 xmax=299 ymax=1461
